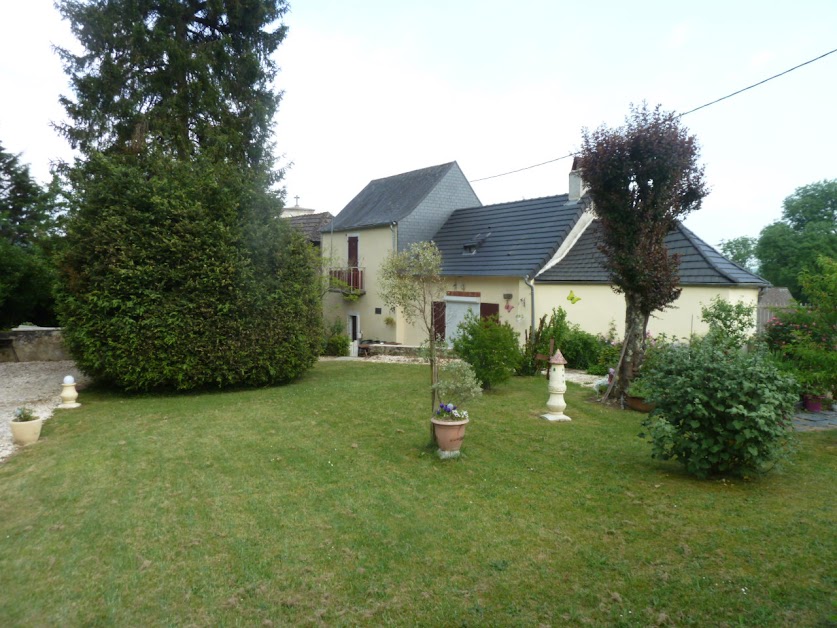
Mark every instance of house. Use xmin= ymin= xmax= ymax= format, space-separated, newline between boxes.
xmin=320 ymin=162 xmax=481 ymax=343
xmin=285 ymin=211 xmax=334 ymax=248
xmin=323 ymin=162 xmax=770 ymax=346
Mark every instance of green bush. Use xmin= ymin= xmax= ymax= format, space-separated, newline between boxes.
xmin=322 ymin=320 xmax=350 ymax=357
xmin=762 ymin=256 xmax=837 ymax=397
xmin=57 ymin=151 xmax=322 ymax=391
xmin=517 ymin=308 xmax=602 ymax=374
xmin=433 ymin=359 xmax=482 ymax=404
xmin=640 ymin=338 xmax=798 ymax=478
xmin=453 ymin=313 xmax=520 ymax=389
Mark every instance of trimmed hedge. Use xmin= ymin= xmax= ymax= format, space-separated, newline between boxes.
xmin=57 ymin=151 xmax=321 ymax=391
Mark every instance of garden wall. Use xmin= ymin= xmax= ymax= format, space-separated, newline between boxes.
xmin=0 ymin=328 xmax=71 ymax=363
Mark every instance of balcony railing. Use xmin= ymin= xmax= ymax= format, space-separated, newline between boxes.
xmin=328 ymin=266 xmax=365 ymax=295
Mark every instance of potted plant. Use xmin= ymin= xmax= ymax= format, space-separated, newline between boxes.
xmin=625 ymin=378 xmax=655 ymax=413
xmin=431 ymin=403 xmax=470 ymax=455
xmin=430 ymin=360 xmax=482 ymax=457
xmin=10 ymin=406 xmax=43 ymax=446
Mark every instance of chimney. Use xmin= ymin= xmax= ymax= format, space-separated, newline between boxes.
xmin=568 ymin=156 xmax=586 ymax=201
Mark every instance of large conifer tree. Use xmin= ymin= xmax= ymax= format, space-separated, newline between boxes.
xmin=56 ymin=0 xmax=322 ymax=391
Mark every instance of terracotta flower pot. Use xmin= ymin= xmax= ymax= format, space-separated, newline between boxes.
xmin=11 ymin=418 xmax=43 ymax=446
xmin=802 ymin=395 xmax=827 ymax=413
xmin=626 ymin=396 xmax=655 ymax=413
xmin=431 ymin=417 xmax=469 ymax=452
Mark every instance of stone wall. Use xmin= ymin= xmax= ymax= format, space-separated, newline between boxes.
xmin=0 ymin=328 xmax=71 ymax=363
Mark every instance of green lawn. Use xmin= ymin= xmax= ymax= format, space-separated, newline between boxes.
xmin=1 ymin=361 xmax=834 ymax=626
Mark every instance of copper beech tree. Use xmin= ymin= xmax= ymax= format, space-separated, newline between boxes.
xmin=577 ymin=103 xmax=708 ymax=399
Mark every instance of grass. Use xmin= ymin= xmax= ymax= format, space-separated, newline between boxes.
xmin=1 ymin=361 xmax=835 ymax=626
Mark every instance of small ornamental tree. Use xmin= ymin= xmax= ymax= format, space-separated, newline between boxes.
xmin=577 ymin=103 xmax=708 ymax=399
xmin=378 ymin=241 xmax=446 ymax=414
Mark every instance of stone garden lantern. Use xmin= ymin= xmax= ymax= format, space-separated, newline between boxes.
xmin=57 ymin=375 xmax=81 ymax=409
xmin=541 ymin=348 xmax=571 ymax=422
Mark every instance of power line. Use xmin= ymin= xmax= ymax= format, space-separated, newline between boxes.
xmin=469 ymin=46 xmax=837 ymax=184
xmin=677 ymin=46 xmax=837 ymax=117
xmin=469 ymin=151 xmax=577 ymax=183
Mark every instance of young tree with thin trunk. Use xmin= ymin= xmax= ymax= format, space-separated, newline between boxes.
xmin=577 ymin=103 xmax=708 ymax=399
xmin=378 ymin=241 xmax=446 ymax=415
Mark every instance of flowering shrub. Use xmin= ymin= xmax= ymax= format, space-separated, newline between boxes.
xmin=434 ymin=403 xmax=469 ymax=423
xmin=13 ymin=407 xmax=37 ymax=422
xmin=762 ymin=256 xmax=837 ymax=397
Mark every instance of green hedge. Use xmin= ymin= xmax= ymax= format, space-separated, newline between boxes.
xmin=57 ymin=151 xmax=321 ymax=391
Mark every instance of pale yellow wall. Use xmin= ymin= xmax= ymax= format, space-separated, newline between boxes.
xmin=398 ymin=276 xmax=530 ymax=346
xmin=321 ymin=226 xmax=399 ymax=342
xmin=535 ymin=283 xmax=762 ymax=340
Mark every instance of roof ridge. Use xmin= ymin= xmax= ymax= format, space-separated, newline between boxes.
xmin=370 ymin=161 xmax=456 ymax=183
xmin=474 ymin=193 xmax=571 ymax=210
xmin=676 ymin=222 xmax=741 ymax=284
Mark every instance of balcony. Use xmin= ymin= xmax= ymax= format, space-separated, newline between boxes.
xmin=328 ymin=266 xmax=366 ymax=296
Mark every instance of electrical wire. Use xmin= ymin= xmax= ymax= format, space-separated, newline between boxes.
xmin=469 ymin=46 xmax=837 ymax=184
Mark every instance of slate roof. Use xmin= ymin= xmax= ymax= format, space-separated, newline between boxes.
xmin=285 ymin=212 xmax=334 ymax=244
xmin=433 ymin=195 xmax=586 ymax=278
xmin=325 ymin=162 xmax=458 ymax=231
xmin=537 ymin=220 xmax=770 ymax=286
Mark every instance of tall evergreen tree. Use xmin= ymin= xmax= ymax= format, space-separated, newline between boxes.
xmin=577 ymin=103 xmax=708 ymax=399
xmin=55 ymin=0 xmax=322 ymax=391
xmin=56 ymin=0 xmax=287 ymax=170
xmin=0 ymin=142 xmax=60 ymax=327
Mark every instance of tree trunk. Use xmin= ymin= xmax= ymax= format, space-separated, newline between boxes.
xmin=604 ymin=292 xmax=649 ymax=401
xmin=429 ymin=328 xmax=439 ymax=444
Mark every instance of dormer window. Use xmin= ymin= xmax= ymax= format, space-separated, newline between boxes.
xmin=462 ymin=230 xmax=491 ymax=256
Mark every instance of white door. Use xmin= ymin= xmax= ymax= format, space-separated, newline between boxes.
xmin=445 ymin=297 xmax=479 ymax=341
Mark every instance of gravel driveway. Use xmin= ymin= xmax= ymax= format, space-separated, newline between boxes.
xmin=0 ymin=361 xmax=91 ymax=462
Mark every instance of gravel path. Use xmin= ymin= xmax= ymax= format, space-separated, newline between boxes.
xmin=0 ymin=360 xmax=91 ymax=462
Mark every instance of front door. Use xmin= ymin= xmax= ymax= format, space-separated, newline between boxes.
xmin=348 ymin=315 xmax=359 ymax=341
xmin=445 ymin=299 xmax=479 ymax=341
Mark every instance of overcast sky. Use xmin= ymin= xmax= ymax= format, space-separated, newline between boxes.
xmin=1 ymin=0 xmax=835 ymax=248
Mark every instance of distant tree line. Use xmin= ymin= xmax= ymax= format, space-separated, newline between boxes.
xmin=720 ymin=179 xmax=837 ymax=302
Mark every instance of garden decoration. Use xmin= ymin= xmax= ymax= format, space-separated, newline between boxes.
xmin=431 ymin=403 xmax=470 ymax=459
xmin=57 ymin=375 xmax=81 ymax=409
xmin=11 ymin=406 xmax=43 ymax=446
xmin=541 ymin=347 xmax=571 ymax=422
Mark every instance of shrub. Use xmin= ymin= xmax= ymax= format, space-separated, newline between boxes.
xmin=57 ymin=151 xmax=322 ymax=391
xmin=587 ymin=321 xmax=622 ymax=376
xmin=517 ymin=308 xmax=601 ymax=375
xmin=453 ymin=313 xmax=520 ymax=389
xmin=640 ymin=338 xmax=798 ymax=478
xmin=433 ymin=359 xmax=482 ymax=404
xmin=762 ymin=256 xmax=837 ymax=397
xmin=322 ymin=319 xmax=350 ymax=357
xmin=701 ymin=297 xmax=756 ymax=348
